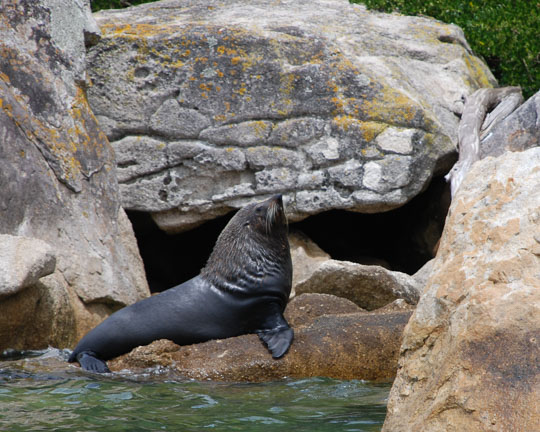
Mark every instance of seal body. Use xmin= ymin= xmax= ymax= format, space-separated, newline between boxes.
xmin=69 ymin=195 xmax=293 ymax=373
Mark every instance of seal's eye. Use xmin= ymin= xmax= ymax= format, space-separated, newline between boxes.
xmin=255 ymin=206 xmax=264 ymax=215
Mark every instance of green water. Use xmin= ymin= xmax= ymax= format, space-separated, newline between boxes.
xmin=0 ymin=350 xmax=390 ymax=431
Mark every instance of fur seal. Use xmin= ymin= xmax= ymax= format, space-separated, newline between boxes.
xmin=68 ymin=195 xmax=293 ymax=373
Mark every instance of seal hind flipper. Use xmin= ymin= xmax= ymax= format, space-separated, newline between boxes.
xmin=258 ymin=326 xmax=294 ymax=359
xmin=71 ymin=351 xmax=111 ymax=373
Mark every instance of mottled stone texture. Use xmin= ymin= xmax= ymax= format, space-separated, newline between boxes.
xmin=87 ymin=0 xmax=495 ymax=232
xmin=383 ymin=148 xmax=540 ymax=432
xmin=0 ymin=0 xmax=149 ymax=350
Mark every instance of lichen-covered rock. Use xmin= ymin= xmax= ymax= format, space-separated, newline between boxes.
xmin=87 ymin=0 xmax=495 ymax=232
xmin=0 ymin=0 xmax=149 ymax=349
xmin=109 ymin=293 xmax=412 ymax=381
xmin=383 ymin=147 xmax=540 ymax=432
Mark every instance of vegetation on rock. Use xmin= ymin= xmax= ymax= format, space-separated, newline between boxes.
xmin=353 ymin=0 xmax=539 ymax=99
xmin=91 ymin=0 xmax=152 ymax=10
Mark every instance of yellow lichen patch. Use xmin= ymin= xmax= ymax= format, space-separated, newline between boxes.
xmin=462 ymin=53 xmax=494 ymax=89
xmin=331 ymin=96 xmax=345 ymax=116
xmin=150 ymin=48 xmax=171 ymax=62
xmin=332 ymin=117 xmax=387 ymax=142
xmin=235 ymin=84 xmax=247 ymax=96
xmin=332 ymin=115 xmax=356 ymax=131
xmin=280 ymin=73 xmax=296 ymax=96
xmin=359 ymin=121 xmax=387 ymax=142
xmin=100 ymin=22 xmax=172 ymax=39
xmin=361 ymin=85 xmax=420 ymax=126
xmin=168 ymin=59 xmax=185 ymax=68
xmin=249 ymin=121 xmax=270 ymax=138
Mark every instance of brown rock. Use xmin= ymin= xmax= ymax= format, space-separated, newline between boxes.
xmin=109 ymin=294 xmax=411 ymax=381
xmin=285 ymin=293 xmax=364 ymax=327
xmin=0 ymin=274 xmax=74 ymax=350
xmin=294 ymin=259 xmax=420 ymax=310
xmin=289 ymin=231 xmax=421 ymax=309
xmin=383 ymin=148 xmax=540 ymax=432
xmin=289 ymin=231 xmax=330 ymax=298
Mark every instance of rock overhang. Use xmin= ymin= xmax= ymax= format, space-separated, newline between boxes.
xmin=87 ymin=0 xmax=496 ymax=232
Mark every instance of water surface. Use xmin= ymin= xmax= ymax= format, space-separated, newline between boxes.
xmin=0 ymin=349 xmax=389 ymax=431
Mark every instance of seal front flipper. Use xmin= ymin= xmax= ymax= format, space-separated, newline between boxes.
xmin=258 ymin=326 xmax=294 ymax=359
xmin=69 ymin=350 xmax=110 ymax=373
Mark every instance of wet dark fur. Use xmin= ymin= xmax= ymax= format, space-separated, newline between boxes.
xmin=201 ymin=196 xmax=291 ymax=296
xmin=68 ymin=195 xmax=293 ymax=373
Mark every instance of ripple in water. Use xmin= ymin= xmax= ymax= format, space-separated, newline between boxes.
xmin=0 ymin=349 xmax=389 ymax=431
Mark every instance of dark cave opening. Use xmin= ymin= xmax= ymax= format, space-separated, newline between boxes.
xmin=294 ymin=176 xmax=451 ymax=274
xmin=126 ymin=211 xmax=233 ymax=293
xmin=127 ymin=176 xmax=451 ymax=293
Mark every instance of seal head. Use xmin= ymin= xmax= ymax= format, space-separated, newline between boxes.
xmin=201 ymin=194 xmax=292 ymax=298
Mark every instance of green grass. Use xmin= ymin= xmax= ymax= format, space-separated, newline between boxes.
xmin=90 ymin=0 xmax=539 ymax=99
xmin=90 ymin=0 xmax=154 ymax=11
xmin=352 ymin=0 xmax=539 ymax=99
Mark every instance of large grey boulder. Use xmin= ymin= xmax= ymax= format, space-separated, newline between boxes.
xmin=87 ymin=0 xmax=495 ymax=232
xmin=0 ymin=0 xmax=149 ymax=349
